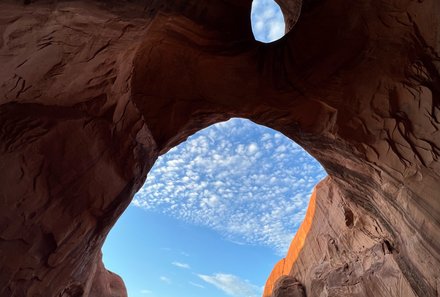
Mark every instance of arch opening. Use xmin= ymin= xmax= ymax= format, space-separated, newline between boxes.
xmin=251 ymin=0 xmax=286 ymax=42
xmin=102 ymin=118 xmax=326 ymax=297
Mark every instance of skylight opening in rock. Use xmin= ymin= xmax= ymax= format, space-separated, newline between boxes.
xmin=251 ymin=0 xmax=286 ymax=42
xmin=133 ymin=118 xmax=326 ymax=254
xmin=102 ymin=118 xmax=326 ymax=297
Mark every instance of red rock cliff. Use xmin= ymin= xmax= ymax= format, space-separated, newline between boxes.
xmin=0 ymin=0 xmax=439 ymax=296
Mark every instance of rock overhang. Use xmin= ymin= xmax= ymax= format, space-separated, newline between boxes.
xmin=0 ymin=0 xmax=439 ymax=296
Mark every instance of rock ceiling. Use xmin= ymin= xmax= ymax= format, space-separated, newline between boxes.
xmin=0 ymin=0 xmax=439 ymax=296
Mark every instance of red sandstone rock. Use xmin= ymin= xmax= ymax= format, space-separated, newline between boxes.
xmin=264 ymin=178 xmax=426 ymax=297
xmin=0 ymin=0 xmax=439 ymax=297
xmin=264 ymin=185 xmax=317 ymax=297
xmin=88 ymin=253 xmax=127 ymax=297
xmin=271 ymin=275 xmax=305 ymax=297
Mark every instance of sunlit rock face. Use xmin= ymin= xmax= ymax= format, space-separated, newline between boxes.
xmin=265 ymin=178 xmax=427 ymax=297
xmin=0 ymin=0 xmax=439 ymax=297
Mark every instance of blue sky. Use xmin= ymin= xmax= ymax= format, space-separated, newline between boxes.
xmin=250 ymin=0 xmax=286 ymax=42
xmin=102 ymin=3 xmax=326 ymax=297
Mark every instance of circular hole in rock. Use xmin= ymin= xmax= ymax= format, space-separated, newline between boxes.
xmin=251 ymin=0 xmax=286 ymax=43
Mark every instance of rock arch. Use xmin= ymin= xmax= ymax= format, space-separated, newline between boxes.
xmin=0 ymin=0 xmax=439 ymax=296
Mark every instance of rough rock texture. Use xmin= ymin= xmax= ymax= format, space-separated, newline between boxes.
xmin=265 ymin=178 xmax=428 ymax=297
xmin=0 ymin=0 xmax=439 ymax=297
xmin=272 ymin=275 xmax=306 ymax=297
xmin=88 ymin=253 xmax=127 ymax=297
xmin=265 ymin=185 xmax=317 ymax=297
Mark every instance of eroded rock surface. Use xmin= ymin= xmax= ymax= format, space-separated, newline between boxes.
xmin=272 ymin=275 xmax=305 ymax=297
xmin=0 ymin=0 xmax=439 ymax=296
xmin=88 ymin=253 xmax=127 ymax=297
xmin=265 ymin=178 xmax=425 ymax=297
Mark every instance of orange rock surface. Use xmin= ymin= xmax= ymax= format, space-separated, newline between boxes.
xmin=263 ymin=185 xmax=317 ymax=297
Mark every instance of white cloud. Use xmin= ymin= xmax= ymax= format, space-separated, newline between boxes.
xmin=247 ymin=143 xmax=259 ymax=155
xmin=172 ymin=262 xmax=191 ymax=269
xmin=189 ymin=282 xmax=205 ymax=289
xmin=251 ymin=0 xmax=286 ymax=42
xmin=198 ymin=273 xmax=262 ymax=297
xmin=133 ymin=118 xmax=326 ymax=255
xmin=140 ymin=289 xmax=152 ymax=294
xmin=268 ymin=20 xmax=286 ymax=41
xmin=160 ymin=276 xmax=171 ymax=284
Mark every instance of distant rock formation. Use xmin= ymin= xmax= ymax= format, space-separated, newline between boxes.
xmin=0 ymin=0 xmax=439 ymax=296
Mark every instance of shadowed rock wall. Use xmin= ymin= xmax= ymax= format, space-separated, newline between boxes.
xmin=0 ymin=0 xmax=439 ymax=296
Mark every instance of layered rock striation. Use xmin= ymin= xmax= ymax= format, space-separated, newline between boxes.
xmin=0 ymin=0 xmax=439 ymax=296
xmin=264 ymin=178 xmax=429 ymax=297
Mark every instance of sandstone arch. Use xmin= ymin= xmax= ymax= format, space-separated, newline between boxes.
xmin=0 ymin=0 xmax=439 ymax=296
